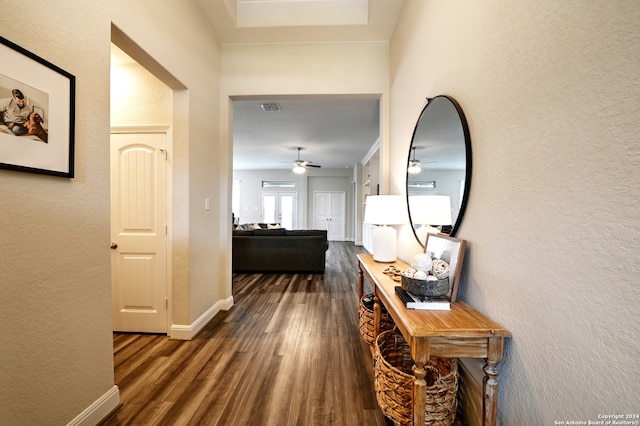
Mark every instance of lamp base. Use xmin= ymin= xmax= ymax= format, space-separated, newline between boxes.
xmin=372 ymin=225 xmax=397 ymax=263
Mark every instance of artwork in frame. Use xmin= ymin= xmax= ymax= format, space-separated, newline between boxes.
xmin=0 ymin=36 xmax=75 ymax=177
xmin=424 ymin=233 xmax=467 ymax=302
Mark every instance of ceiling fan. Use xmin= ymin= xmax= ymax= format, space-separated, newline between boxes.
xmin=408 ymin=146 xmax=436 ymax=174
xmin=292 ymin=147 xmax=321 ymax=174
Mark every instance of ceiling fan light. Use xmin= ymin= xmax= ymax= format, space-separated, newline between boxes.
xmin=293 ymin=164 xmax=306 ymax=174
xmin=408 ymin=161 xmax=422 ymax=174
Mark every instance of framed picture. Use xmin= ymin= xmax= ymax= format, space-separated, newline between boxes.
xmin=424 ymin=233 xmax=467 ymax=302
xmin=0 ymin=36 xmax=75 ymax=177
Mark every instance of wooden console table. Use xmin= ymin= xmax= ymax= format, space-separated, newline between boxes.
xmin=357 ymin=254 xmax=511 ymax=426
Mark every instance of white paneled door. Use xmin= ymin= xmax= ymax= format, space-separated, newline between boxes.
xmin=314 ymin=191 xmax=345 ymax=241
xmin=110 ymin=132 xmax=168 ymax=333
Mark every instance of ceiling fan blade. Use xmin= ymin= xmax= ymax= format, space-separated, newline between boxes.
xmin=289 ymin=148 xmax=320 ymax=169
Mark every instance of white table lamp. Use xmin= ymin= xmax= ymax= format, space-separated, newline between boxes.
xmin=408 ymin=195 xmax=452 ymax=245
xmin=363 ymin=195 xmax=409 ymax=262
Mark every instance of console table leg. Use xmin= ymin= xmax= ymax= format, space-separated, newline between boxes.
xmin=483 ymin=336 xmax=505 ymax=426
xmin=358 ymin=267 xmax=364 ymax=300
xmin=413 ymin=362 xmax=426 ymax=426
xmin=372 ymin=293 xmax=381 ymax=338
xmin=412 ymin=340 xmax=429 ymax=426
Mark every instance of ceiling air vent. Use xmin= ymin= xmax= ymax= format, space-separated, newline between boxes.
xmin=260 ymin=103 xmax=281 ymax=112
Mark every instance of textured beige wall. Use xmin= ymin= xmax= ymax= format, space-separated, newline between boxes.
xmin=110 ymin=52 xmax=172 ymax=126
xmin=1 ymin=0 xmax=224 ymax=422
xmin=0 ymin=2 xmax=114 ymax=424
xmin=390 ymin=0 xmax=640 ymax=422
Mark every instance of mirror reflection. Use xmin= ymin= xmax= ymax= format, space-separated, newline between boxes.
xmin=407 ymin=95 xmax=471 ymax=247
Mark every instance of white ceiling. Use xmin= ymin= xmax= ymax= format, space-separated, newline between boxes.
xmin=193 ymin=0 xmax=404 ymax=44
xmin=191 ymin=0 xmax=405 ymax=171
xmin=233 ymin=97 xmax=381 ymax=170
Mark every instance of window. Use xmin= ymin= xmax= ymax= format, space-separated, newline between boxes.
xmin=262 ymin=181 xmax=295 ymax=188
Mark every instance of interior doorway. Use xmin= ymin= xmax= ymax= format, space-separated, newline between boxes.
xmin=110 ymin=37 xmax=177 ymax=334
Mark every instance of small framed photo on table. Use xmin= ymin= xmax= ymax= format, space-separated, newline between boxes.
xmin=425 ymin=233 xmax=467 ymax=302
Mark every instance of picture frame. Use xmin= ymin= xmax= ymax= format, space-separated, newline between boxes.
xmin=0 ymin=36 xmax=75 ymax=177
xmin=424 ymin=233 xmax=467 ymax=302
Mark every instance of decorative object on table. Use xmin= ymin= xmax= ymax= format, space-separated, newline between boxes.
xmin=425 ymin=233 xmax=467 ymax=302
xmin=400 ymin=252 xmax=450 ymax=298
xmin=363 ymin=195 xmax=409 ymax=263
xmin=394 ymin=286 xmax=450 ymax=310
xmin=374 ymin=329 xmax=459 ymax=426
xmin=432 ymin=258 xmax=450 ymax=280
xmin=397 ymin=234 xmax=466 ymax=303
xmin=0 ymin=36 xmax=75 ymax=177
xmin=411 ymin=252 xmax=433 ymax=272
xmin=358 ymin=293 xmax=396 ymax=346
xmin=401 ymin=273 xmax=450 ymax=298
xmin=382 ymin=265 xmax=402 ymax=282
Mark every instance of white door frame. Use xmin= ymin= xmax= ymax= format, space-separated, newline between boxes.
xmin=111 ymin=125 xmax=172 ymax=333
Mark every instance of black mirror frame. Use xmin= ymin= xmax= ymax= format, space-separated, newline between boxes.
xmin=406 ymin=95 xmax=472 ymax=246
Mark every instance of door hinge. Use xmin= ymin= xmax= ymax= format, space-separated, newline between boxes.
xmin=165 ymin=298 xmax=168 ymax=308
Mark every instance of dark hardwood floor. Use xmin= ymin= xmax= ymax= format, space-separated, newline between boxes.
xmin=101 ymin=242 xmax=392 ymax=426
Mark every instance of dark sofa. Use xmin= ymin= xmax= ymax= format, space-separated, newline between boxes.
xmin=232 ymin=227 xmax=329 ymax=273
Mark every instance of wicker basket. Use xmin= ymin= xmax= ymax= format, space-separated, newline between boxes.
xmin=358 ymin=293 xmax=395 ymax=346
xmin=374 ymin=329 xmax=458 ymax=426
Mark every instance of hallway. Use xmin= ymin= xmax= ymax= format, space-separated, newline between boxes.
xmin=102 ymin=242 xmax=390 ymax=425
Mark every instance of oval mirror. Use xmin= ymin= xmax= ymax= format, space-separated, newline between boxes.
xmin=406 ymin=95 xmax=471 ymax=247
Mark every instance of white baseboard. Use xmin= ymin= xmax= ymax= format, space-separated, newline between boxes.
xmin=169 ymin=296 xmax=234 ymax=340
xmin=66 ymin=385 xmax=120 ymax=426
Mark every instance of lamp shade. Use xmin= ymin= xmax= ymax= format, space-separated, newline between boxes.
xmin=363 ymin=195 xmax=409 ymax=225
xmin=408 ymin=195 xmax=452 ymax=225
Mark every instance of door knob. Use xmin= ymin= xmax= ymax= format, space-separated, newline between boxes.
xmin=111 ymin=243 xmax=118 ymax=249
